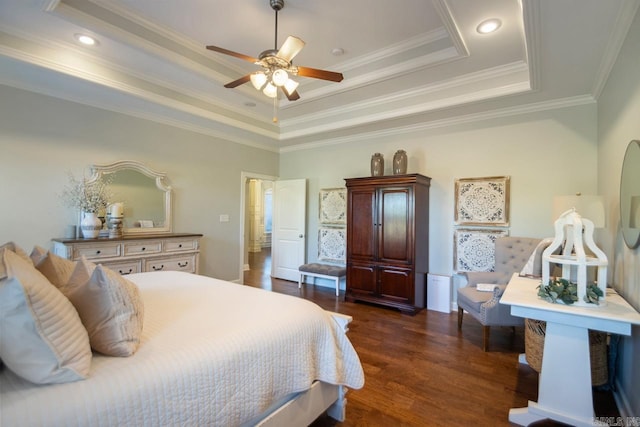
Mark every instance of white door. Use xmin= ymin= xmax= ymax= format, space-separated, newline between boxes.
xmin=272 ymin=179 xmax=306 ymax=281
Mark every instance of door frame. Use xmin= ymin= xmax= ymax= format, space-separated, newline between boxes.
xmin=238 ymin=171 xmax=278 ymax=283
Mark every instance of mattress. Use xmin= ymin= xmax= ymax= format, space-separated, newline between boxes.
xmin=0 ymin=271 xmax=364 ymax=426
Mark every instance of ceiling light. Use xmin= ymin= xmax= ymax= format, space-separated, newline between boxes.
xmin=331 ymin=48 xmax=345 ymax=56
xmin=283 ymin=79 xmax=299 ymax=96
xmin=250 ymin=72 xmax=268 ymax=90
xmin=74 ymin=34 xmax=97 ymax=46
xmin=476 ymin=19 xmax=502 ymax=34
xmin=262 ymin=82 xmax=278 ymax=98
xmin=271 ymin=69 xmax=288 ymax=87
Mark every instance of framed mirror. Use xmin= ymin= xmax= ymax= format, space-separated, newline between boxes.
xmin=620 ymin=140 xmax=640 ymax=249
xmin=89 ymin=160 xmax=172 ymax=235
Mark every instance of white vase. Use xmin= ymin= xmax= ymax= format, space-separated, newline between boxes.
xmin=80 ymin=212 xmax=102 ymax=239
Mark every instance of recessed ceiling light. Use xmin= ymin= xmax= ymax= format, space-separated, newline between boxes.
xmin=476 ymin=19 xmax=502 ymax=34
xmin=331 ymin=48 xmax=345 ymax=56
xmin=74 ymin=34 xmax=97 ymax=46
xmin=244 ymin=102 xmax=257 ymax=108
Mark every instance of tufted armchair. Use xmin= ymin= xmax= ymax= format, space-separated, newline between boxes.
xmin=457 ymin=236 xmax=548 ymax=351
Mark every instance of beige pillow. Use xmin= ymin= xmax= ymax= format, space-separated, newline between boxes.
xmin=0 ymin=249 xmax=91 ymax=384
xmin=66 ymin=258 xmax=144 ymax=356
xmin=36 ymin=251 xmax=76 ymax=291
xmin=0 ymin=241 xmax=32 ymax=266
xmin=30 ymin=245 xmax=48 ymax=266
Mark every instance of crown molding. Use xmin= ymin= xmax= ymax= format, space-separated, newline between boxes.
xmin=280 ymin=61 xmax=529 ymax=133
xmin=522 ymin=0 xmax=541 ymax=92
xmin=280 ymin=95 xmax=595 ymax=153
xmin=591 ymin=0 xmax=640 ymax=99
xmin=431 ymin=0 xmax=469 ymax=57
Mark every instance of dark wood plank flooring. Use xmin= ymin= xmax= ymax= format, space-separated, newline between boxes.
xmin=243 ymin=249 xmax=619 ymax=426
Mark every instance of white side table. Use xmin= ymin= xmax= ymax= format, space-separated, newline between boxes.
xmin=500 ymin=273 xmax=640 ymax=427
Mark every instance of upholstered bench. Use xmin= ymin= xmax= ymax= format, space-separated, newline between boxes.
xmin=298 ymin=263 xmax=346 ymax=296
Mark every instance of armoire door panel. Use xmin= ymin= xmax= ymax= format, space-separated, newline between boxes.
xmin=347 ymin=263 xmax=377 ymax=295
xmin=347 ymin=188 xmax=376 ymax=260
xmin=378 ymin=267 xmax=413 ymax=303
xmin=379 ymin=188 xmax=411 ymax=263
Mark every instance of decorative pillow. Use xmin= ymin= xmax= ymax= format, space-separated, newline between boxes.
xmin=66 ymin=258 xmax=144 ymax=356
xmin=30 ymin=245 xmax=48 ymax=266
xmin=520 ymin=238 xmax=554 ymax=277
xmin=35 ymin=251 xmax=77 ymax=291
xmin=0 ymin=241 xmax=32 ymax=266
xmin=0 ymin=248 xmax=91 ymax=384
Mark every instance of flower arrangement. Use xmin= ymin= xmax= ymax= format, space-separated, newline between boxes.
xmin=537 ymin=277 xmax=604 ymax=305
xmin=61 ymin=172 xmax=113 ymax=213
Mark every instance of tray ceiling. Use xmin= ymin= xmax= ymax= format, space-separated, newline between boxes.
xmin=0 ymin=0 xmax=636 ymax=151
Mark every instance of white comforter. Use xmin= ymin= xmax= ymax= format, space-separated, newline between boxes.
xmin=0 ymin=271 xmax=364 ymax=426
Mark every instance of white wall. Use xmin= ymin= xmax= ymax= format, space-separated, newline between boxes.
xmin=597 ymin=8 xmax=640 ymax=418
xmin=280 ymin=104 xmax=598 ymax=293
xmin=0 ymin=85 xmax=279 ymax=281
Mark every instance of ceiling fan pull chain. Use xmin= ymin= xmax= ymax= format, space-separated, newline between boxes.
xmin=273 ymin=96 xmax=278 ymax=123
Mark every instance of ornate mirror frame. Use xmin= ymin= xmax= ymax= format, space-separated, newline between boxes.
xmin=620 ymin=140 xmax=640 ymax=249
xmin=89 ymin=160 xmax=172 ymax=235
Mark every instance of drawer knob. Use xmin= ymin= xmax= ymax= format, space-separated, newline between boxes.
xmin=141 ymin=247 xmax=146 ymax=251
xmin=178 ymin=261 xmax=189 ymax=268
xmin=119 ymin=268 xmax=133 ymax=275
xmin=96 ymin=250 xmax=101 ymax=254
xmin=152 ymin=265 xmax=164 ymax=271
xmin=178 ymin=244 xmax=183 ymax=248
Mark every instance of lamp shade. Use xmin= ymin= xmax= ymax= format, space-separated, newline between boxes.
xmin=552 ymin=195 xmax=605 ymax=228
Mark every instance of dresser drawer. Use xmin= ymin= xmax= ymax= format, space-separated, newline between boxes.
xmin=101 ymin=260 xmax=142 ymax=276
xmin=123 ymin=241 xmax=162 ymax=256
xmin=164 ymin=238 xmax=199 ymax=253
xmin=74 ymin=243 xmax=121 ymax=260
xmin=145 ymin=254 xmax=197 ymax=273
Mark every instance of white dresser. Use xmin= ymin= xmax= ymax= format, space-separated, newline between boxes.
xmin=52 ymin=233 xmax=202 ymax=275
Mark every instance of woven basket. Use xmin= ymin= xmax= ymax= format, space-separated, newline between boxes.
xmin=524 ymin=318 xmax=608 ymax=386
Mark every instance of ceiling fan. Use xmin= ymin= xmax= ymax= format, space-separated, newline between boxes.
xmin=206 ymin=0 xmax=344 ymax=103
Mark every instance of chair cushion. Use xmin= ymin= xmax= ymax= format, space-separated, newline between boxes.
xmin=299 ymin=263 xmax=346 ymax=277
xmin=457 ymin=286 xmax=495 ymax=313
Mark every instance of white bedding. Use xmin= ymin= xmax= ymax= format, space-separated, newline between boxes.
xmin=0 ymin=271 xmax=364 ymax=426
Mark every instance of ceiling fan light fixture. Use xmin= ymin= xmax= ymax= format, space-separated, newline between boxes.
xmin=263 ymin=82 xmax=278 ymax=98
xmin=250 ymin=72 xmax=268 ymax=90
xmin=283 ymin=78 xmax=299 ymax=96
xmin=272 ymin=69 xmax=289 ymax=86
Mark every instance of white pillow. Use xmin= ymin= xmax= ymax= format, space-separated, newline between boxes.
xmin=0 ymin=248 xmax=91 ymax=384
xmin=66 ymin=258 xmax=144 ymax=357
xmin=520 ymin=238 xmax=554 ymax=277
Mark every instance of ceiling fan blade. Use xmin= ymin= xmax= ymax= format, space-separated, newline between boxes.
xmin=296 ymin=66 xmax=343 ymax=82
xmin=206 ymin=45 xmax=259 ymax=63
xmin=282 ymin=87 xmax=300 ymax=101
xmin=277 ymin=36 xmax=305 ymax=62
xmin=224 ymin=74 xmax=252 ymax=88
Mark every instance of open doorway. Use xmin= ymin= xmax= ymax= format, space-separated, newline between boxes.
xmin=239 ymin=172 xmax=276 ymax=285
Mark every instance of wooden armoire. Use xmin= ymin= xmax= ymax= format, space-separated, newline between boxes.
xmin=345 ymin=174 xmax=430 ymax=314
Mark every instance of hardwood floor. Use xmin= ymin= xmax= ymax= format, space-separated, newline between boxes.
xmin=244 ymin=249 xmax=619 ymax=426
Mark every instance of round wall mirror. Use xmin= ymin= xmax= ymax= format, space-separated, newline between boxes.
xmin=620 ymin=139 xmax=640 ymax=249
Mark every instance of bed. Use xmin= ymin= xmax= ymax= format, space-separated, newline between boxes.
xmin=0 ymin=270 xmax=365 ymax=426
